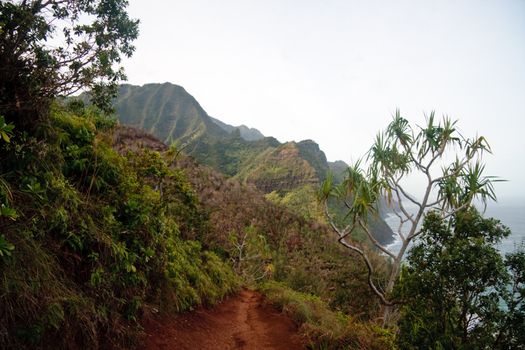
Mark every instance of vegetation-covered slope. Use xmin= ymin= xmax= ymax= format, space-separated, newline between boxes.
xmin=0 ymin=91 xmax=390 ymax=349
xmin=209 ymin=116 xmax=265 ymax=141
xmin=235 ymin=142 xmax=319 ymax=192
xmin=115 ymin=126 xmax=389 ymax=320
xmin=111 ymin=83 xmax=340 ymax=183
xmin=110 ymin=83 xmax=394 ymax=244
xmin=0 ymin=105 xmax=238 ymax=349
xmin=112 ymin=123 xmax=396 ymax=350
xmin=111 ymin=83 xmax=280 ymax=177
xmin=0 ymin=2 xmax=388 ymax=348
xmin=115 ymin=83 xmax=228 ymax=143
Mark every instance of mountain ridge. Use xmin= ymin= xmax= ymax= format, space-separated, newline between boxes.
xmin=111 ymin=83 xmax=346 ymax=184
xmin=209 ymin=115 xmax=265 ymax=141
xmin=106 ymin=82 xmax=393 ymax=244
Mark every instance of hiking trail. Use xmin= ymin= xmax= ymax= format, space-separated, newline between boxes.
xmin=141 ymin=289 xmax=305 ymax=350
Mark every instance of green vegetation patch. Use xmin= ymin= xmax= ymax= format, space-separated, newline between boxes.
xmin=259 ymin=281 xmax=395 ymax=350
xmin=0 ymin=103 xmax=238 ymax=349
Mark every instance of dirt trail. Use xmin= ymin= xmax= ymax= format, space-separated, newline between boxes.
xmin=141 ymin=289 xmax=305 ymax=350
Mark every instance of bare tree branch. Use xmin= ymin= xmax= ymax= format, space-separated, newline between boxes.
xmin=358 ymin=219 xmax=396 ymax=259
xmin=396 ymin=182 xmax=422 ymax=209
xmin=392 ymin=186 xmax=416 ymax=225
xmin=337 ymin=235 xmax=394 ymax=306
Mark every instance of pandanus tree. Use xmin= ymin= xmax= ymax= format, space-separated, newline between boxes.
xmin=319 ymin=111 xmax=499 ymax=317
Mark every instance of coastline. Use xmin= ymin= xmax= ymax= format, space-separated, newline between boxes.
xmin=382 ymin=198 xmax=525 ymax=256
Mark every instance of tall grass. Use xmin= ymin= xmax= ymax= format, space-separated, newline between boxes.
xmin=259 ymin=281 xmax=395 ymax=350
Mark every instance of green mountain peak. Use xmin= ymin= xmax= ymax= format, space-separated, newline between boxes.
xmin=111 ymin=82 xmax=341 ymax=184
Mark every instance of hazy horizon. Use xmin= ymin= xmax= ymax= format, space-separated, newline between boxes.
xmin=122 ymin=0 xmax=525 ymax=198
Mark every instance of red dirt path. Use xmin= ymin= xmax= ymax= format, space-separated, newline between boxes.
xmin=141 ymin=289 xmax=305 ymax=350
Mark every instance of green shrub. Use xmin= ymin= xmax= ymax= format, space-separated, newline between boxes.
xmin=259 ymin=281 xmax=395 ymax=350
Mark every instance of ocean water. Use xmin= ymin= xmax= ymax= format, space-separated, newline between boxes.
xmin=383 ymin=204 xmax=418 ymax=256
xmin=384 ymin=198 xmax=525 ymax=256
xmin=485 ymin=198 xmax=525 ymax=254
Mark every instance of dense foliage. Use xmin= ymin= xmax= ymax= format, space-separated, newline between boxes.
xmin=1 ymin=2 xmax=393 ymax=349
xmin=395 ymin=208 xmax=525 ymax=349
xmin=90 ymin=120 xmax=392 ymax=346
xmin=0 ymin=105 xmax=238 ymax=349
xmin=0 ymin=0 xmax=139 ymax=129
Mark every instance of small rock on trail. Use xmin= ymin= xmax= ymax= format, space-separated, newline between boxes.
xmin=141 ymin=289 xmax=305 ymax=350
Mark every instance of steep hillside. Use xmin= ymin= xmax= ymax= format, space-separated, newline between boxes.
xmin=111 ymin=83 xmax=332 ymax=181
xmin=0 ymin=93 xmax=396 ymax=348
xmin=112 ymin=83 xmax=278 ymax=177
xmin=0 ymin=99 xmax=390 ymax=348
xmin=0 ymin=105 xmax=239 ymax=349
xmin=114 ymin=126 xmax=387 ymax=322
xmin=109 ymin=83 xmax=393 ymax=244
xmin=328 ymin=160 xmax=349 ymax=184
xmin=235 ymin=142 xmax=319 ymax=193
xmin=115 ymin=83 xmax=227 ymax=143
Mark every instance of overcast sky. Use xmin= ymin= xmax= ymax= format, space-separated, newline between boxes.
xmin=122 ymin=0 xmax=525 ymax=199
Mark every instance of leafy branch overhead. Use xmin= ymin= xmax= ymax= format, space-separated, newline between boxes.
xmin=320 ymin=110 xmax=502 ymax=316
xmin=0 ymin=0 xmax=139 ymax=127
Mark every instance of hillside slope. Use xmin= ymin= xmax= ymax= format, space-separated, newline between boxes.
xmin=112 ymin=83 xmax=337 ymax=183
xmin=113 ymin=83 xmax=279 ymax=177
xmin=209 ymin=116 xmax=265 ymax=141
xmin=116 ymin=83 xmax=228 ymax=143
xmin=115 ymin=126 xmax=385 ymax=320
xmin=110 ymin=83 xmax=393 ymax=244
xmin=0 ymin=105 xmax=239 ymax=349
